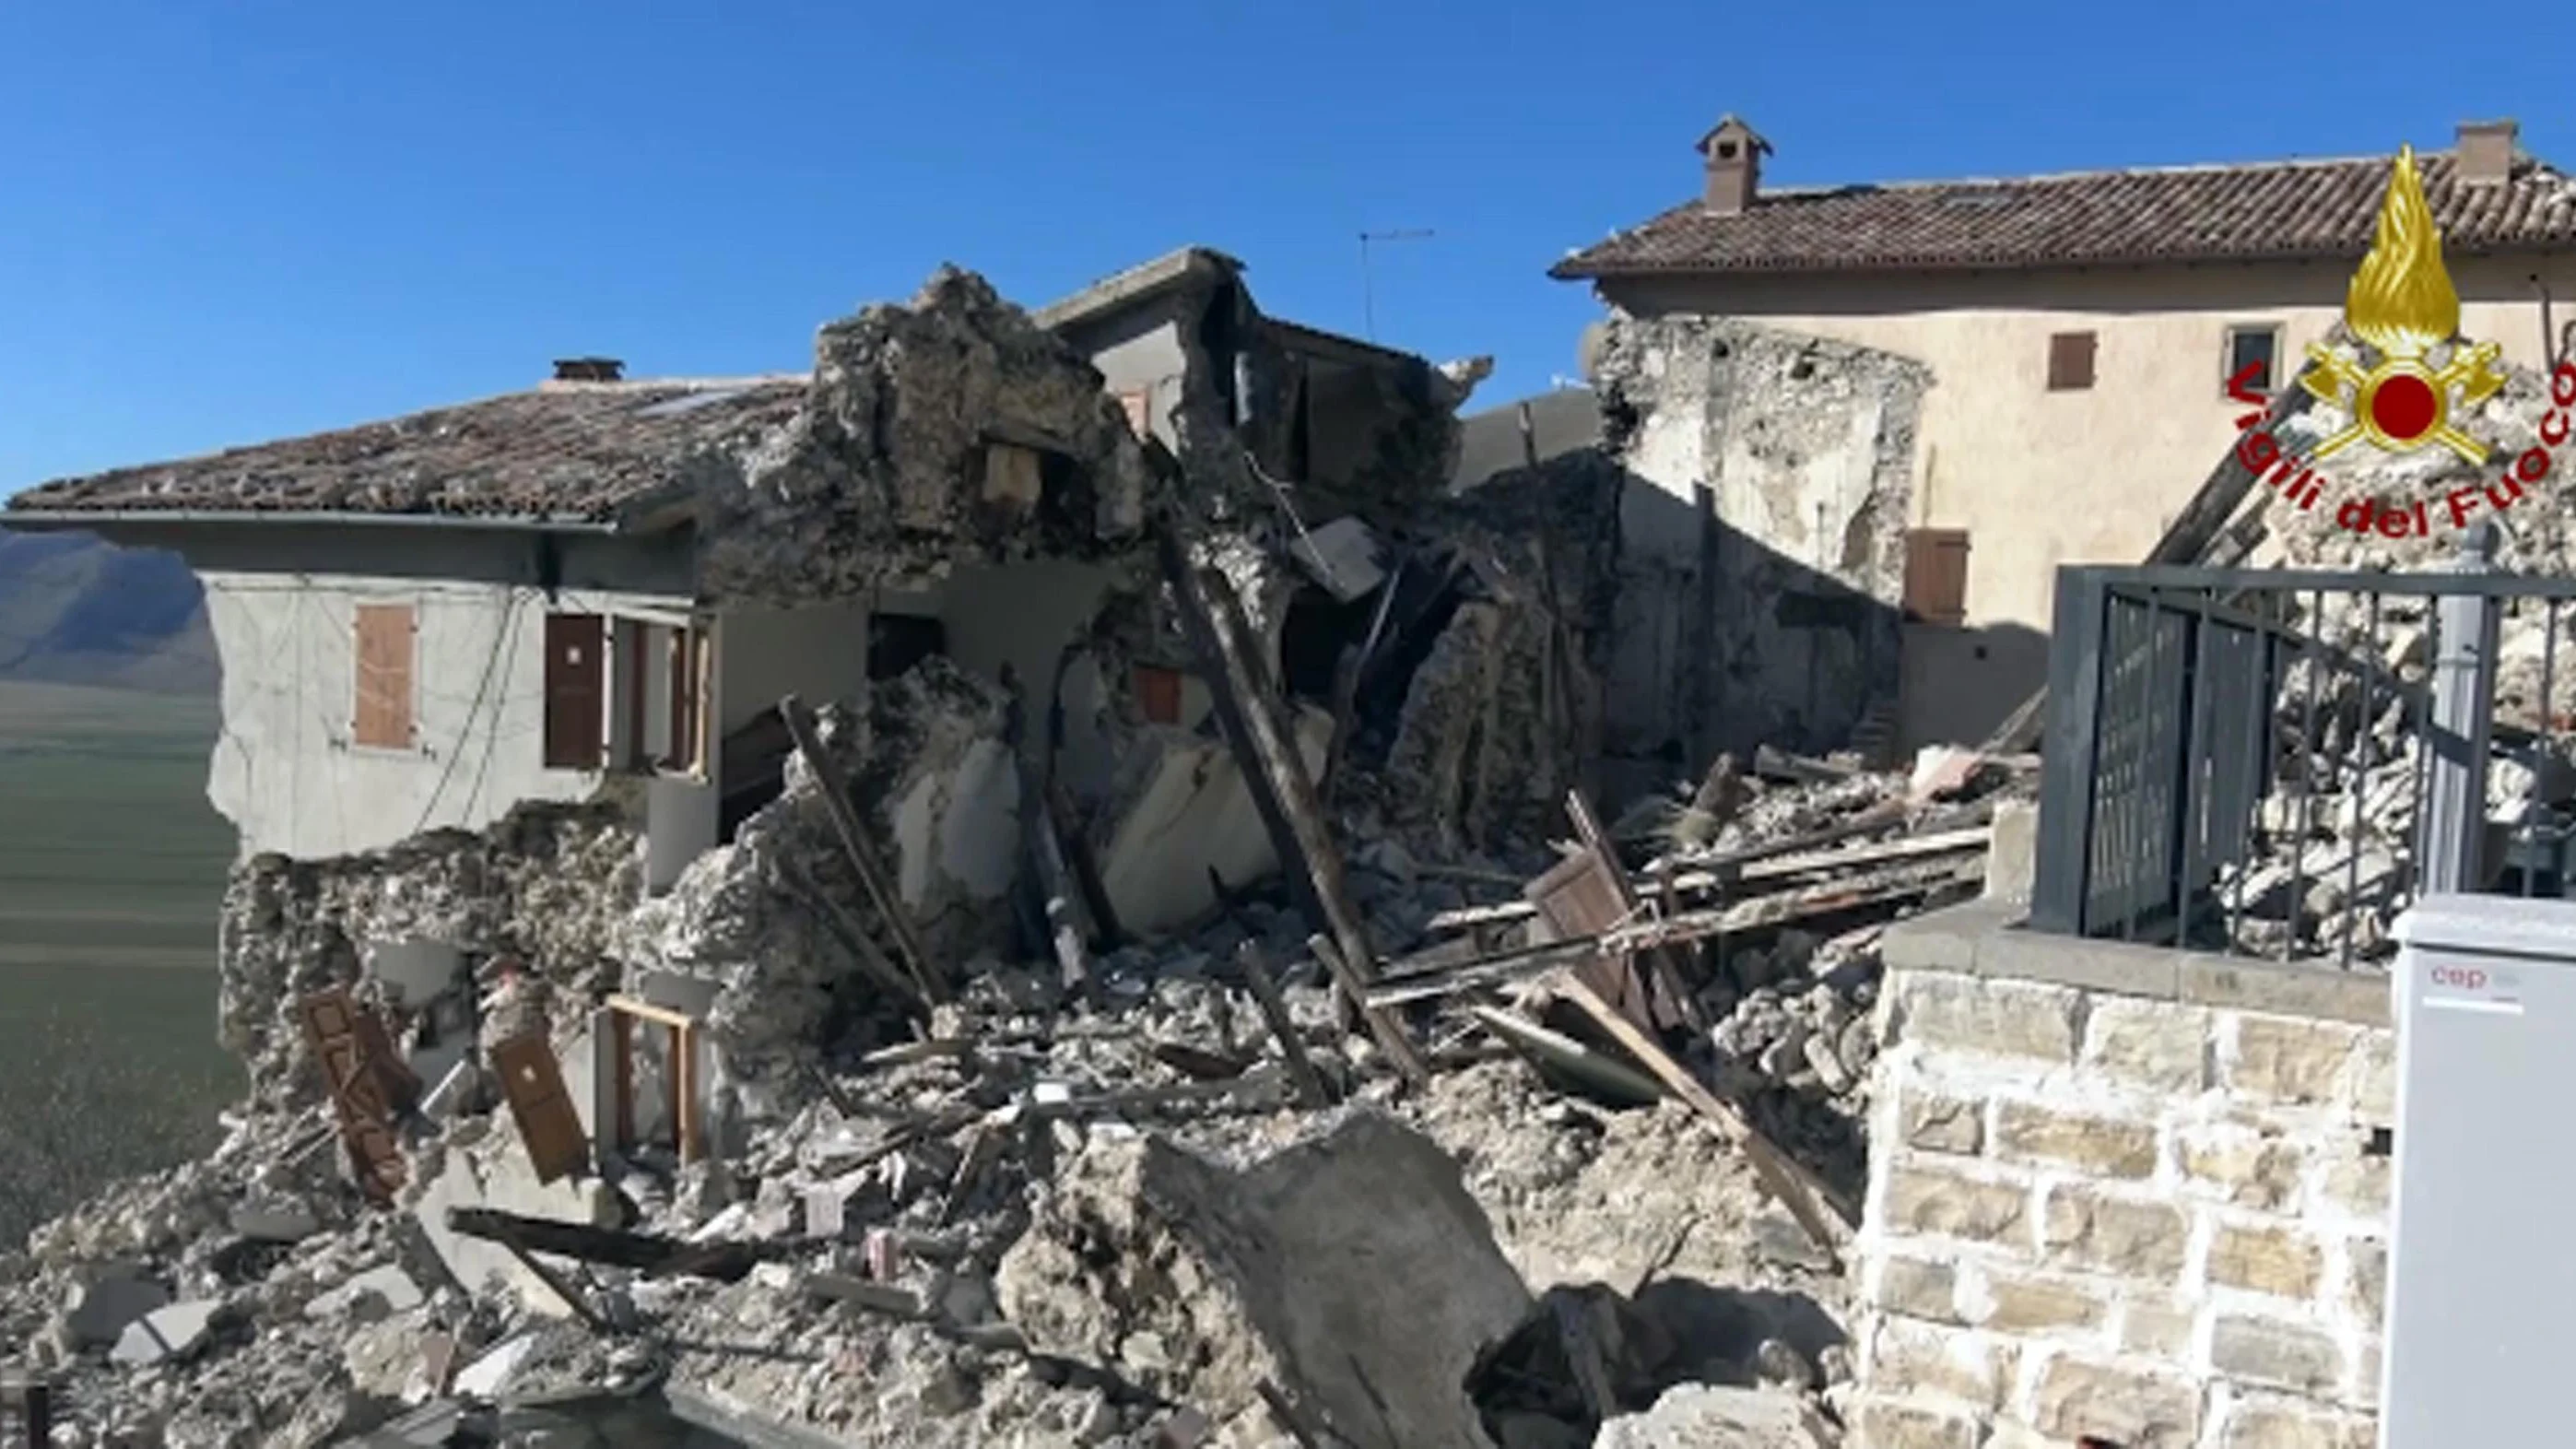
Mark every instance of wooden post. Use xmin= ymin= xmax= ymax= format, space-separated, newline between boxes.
xmin=1154 ymin=533 xmax=1330 ymax=934
xmin=1238 ymin=943 xmax=1333 ymax=1109
xmin=779 ymin=695 xmax=946 ymax=1003
xmin=1562 ymin=978 xmax=1850 ymax=1266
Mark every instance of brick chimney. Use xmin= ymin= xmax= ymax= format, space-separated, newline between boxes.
xmin=2456 ymin=119 xmax=2518 ymax=182
xmin=1699 ymin=115 xmax=1772 ymax=216
xmin=552 ymin=357 xmax=625 ymax=383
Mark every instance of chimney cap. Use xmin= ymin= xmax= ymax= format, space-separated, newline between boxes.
xmin=2457 ymin=117 xmax=2520 ymax=138
xmin=1698 ymin=114 xmax=1773 ymax=159
xmin=552 ymin=357 xmax=625 ymax=383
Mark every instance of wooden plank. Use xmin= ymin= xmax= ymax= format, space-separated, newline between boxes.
xmin=774 ymin=854 xmax=931 ymax=1015
xmin=1307 ymin=931 xmax=1429 ymax=1087
xmin=1560 ymin=978 xmax=1851 ymax=1264
xmin=492 ymin=1032 xmax=589 ymax=1185
xmin=1378 ymin=854 xmax=1981 ymax=1007
xmin=779 ymin=695 xmax=946 ymax=1003
xmin=1237 ymin=942 xmax=1332 ymax=1110
xmin=1427 ymin=822 xmax=1994 ymax=934
xmin=1565 ymin=790 xmax=1702 ymax=1034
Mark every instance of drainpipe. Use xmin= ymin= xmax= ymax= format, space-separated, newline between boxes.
xmin=2536 ymin=275 xmax=2558 ymax=368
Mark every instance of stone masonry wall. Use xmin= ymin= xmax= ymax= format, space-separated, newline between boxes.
xmin=1849 ymin=903 xmax=2394 ymax=1449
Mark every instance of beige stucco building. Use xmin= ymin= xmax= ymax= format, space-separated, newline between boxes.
xmin=1555 ymin=116 xmax=2576 ymax=748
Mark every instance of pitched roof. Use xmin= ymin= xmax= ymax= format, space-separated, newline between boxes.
xmin=1552 ymin=148 xmax=2576 ymax=279
xmin=6 ymin=376 xmax=808 ymax=528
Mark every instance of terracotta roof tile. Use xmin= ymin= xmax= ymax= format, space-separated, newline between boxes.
xmin=1552 ymin=150 xmax=2576 ymax=279
xmin=6 ymin=377 xmax=808 ymax=524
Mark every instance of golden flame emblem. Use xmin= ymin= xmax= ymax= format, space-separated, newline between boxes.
xmin=2300 ymin=145 xmax=2505 ymax=464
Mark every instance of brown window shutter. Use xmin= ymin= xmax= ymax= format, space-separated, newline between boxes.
xmin=661 ymin=625 xmax=708 ymax=774
xmin=542 ymin=614 xmax=606 ymax=769
xmin=352 ymin=604 xmax=416 ymax=749
xmin=2047 ymin=331 xmax=2097 ymax=391
xmin=1133 ymin=665 xmax=1183 ymax=725
xmin=1903 ymin=528 xmax=1971 ymax=626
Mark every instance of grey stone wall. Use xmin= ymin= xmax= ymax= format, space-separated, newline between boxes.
xmin=1850 ymin=903 xmax=2394 ymax=1448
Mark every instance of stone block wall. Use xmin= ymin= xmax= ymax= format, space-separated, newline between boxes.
xmin=1850 ymin=903 xmax=2394 ymax=1449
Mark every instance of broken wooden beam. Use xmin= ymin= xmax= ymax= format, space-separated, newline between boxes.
xmin=1191 ymin=561 xmax=1389 ymax=998
xmin=1308 ymin=932 xmax=1432 ymax=1085
xmin=443 ymin=1207 xmax=785 ymax=1281
xmin=775 ymin=854 xmax=932 ymax=1015
xmin=1237 ymin=942 xmax=1334 ymax=1109
xmin=1565 ymin=788 xmax=1703 ymax=1035
xmin=1426 ymin=820 xmax=1994 ymax=934
xmin=1559 ymin=978 xmax=1853 ymax=1266
xmin=1154 ymin=532 xmax=1334 ymax=936
xmin=779 ymin=695 xmax=947 ymax=1004
xmin=1376 ymin=854 xmax=1982 ymax=1007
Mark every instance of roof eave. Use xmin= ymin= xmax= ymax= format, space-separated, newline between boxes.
xmin=1548 ymin=236 xmax=2576 ymax=282
xmin=0 ymin=506 xmax=636 ymax=536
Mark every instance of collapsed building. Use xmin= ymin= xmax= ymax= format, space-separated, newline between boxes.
xmin=3 ymin=251 xmax=1999 ymax=1448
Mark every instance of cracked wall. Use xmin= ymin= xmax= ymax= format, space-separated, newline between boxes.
xmin=1589 ymin=314 xmax=1927 ymax=793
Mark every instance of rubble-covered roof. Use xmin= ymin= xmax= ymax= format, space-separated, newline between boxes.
xmin=5 ymin=375 xmax=809 ymax=527
xmin=1553 ymin=148 xmax=2576 ymax=278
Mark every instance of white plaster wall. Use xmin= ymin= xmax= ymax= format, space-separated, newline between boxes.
xmin=717 ymin=601 xmax=872 ymax=736
xmin=1609 ymin=253 xmax=2576 ymax=632
xmin=1077 ymin=312 xmax=1191 ymax=451
xmin=199 ymin=571 xmax=691 ymax=861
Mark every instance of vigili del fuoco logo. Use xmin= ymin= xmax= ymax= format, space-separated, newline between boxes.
xmin=2231 ymin=145 xmax=2576 ymax=538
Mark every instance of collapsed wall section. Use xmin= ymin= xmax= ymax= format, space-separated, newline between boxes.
xmin=1847 ymin=904 xmax=2393 ymax=1449
xmin=1589 ymin=314 xmax=1927 ymax=793
xmin=696 ymin=267 xmax=1171 ymax=604
xmin=218 ymin=798 xmax=643 ymax=1109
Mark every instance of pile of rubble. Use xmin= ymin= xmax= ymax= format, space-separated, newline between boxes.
xmin=0 ymin=716 xmax=2017 ymax=1447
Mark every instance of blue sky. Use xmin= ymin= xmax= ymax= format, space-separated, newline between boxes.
xmin=0 ymin=1 xmax=2561 ymax=496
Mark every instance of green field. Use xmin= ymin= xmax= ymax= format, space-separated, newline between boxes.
xmin=0 ymin=680 xmax=243 ymax=1243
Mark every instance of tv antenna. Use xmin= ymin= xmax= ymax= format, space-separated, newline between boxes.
xmin=1358 ymin=229 xmax=1435 ymax=340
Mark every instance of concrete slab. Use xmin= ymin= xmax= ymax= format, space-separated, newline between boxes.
xmin=412 ymin=1137 xmax=616 ymax=1317
xmin=64 ymin=1272 xmax=170 ymax=1349
xmin=1288 ymin=516 xmax=1388 ymax=602
xmin=367 ymin=938 xmax=465 ymax=1007
xmin=111 ymin=1299 xmax=221 ymax=1366
xmin=453 ymin=1332 xmax=538 ymax=1400
xmin=308 ymin=1266 xmax=427 ymax=1324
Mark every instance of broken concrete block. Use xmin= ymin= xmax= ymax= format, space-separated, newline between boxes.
xmin=63 ymin=1271 xmax=171 ymax=1349
xmin=998 ymin=1112 xmax=1533 ymax=1449
xmin=1982 ymin=797 xmax=2038 ymax=905
xmin=412 ymin=1143 xmax=618 ymax=1318
xmin=307 ymin=1265 xmax=427 ymax=1324
xmin=1289 ymin=516 xmax=1389 ymax=602
xmin=1593 ymin=1384 xmax=1831 ymax=1449
xmin=453 ymin=1332 xmax=539 ymax=1400
xmin=110 ymin=1298 xmax=222 ymax=1366
xmin=1908 ymin=745 xmax=1984 ymax=804
xmin=230 ymin=1201 xmax=322 ymax=1243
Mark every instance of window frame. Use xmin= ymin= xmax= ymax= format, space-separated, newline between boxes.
xmin=2223 ymin=322 xmax=2284 ymax=397
xmin=2045 ymin=331 xmax=2098 ymax=392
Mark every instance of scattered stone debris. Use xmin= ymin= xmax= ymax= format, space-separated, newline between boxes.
xmin=0 ymin=264 xmax=2044 ymax=1449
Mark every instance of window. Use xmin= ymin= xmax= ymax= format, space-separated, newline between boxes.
xmin=352 ymin=603 xmax=417 ymax=749
xmin=1902 ymin=528 xmax=1971 ymax=626
xmin=2046 ymin=332 xmax=2097 ymax=391
xmin=1132 ymin=664 xmax=1184 ymax=725
xmin=2225 ymin=324 xmax=2282 ymax=395
xmin=543 ymin=614 xmax=606 ymax=770
xmin=608 ymin=617 xmax=710 ymax=776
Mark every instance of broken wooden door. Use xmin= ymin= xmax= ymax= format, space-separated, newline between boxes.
xmin=294 ymin=987 xmax=408 ymax=1203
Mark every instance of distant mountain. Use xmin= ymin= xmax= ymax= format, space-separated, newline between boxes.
xmin=0 ymin=527 xmax=218 ymax=694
